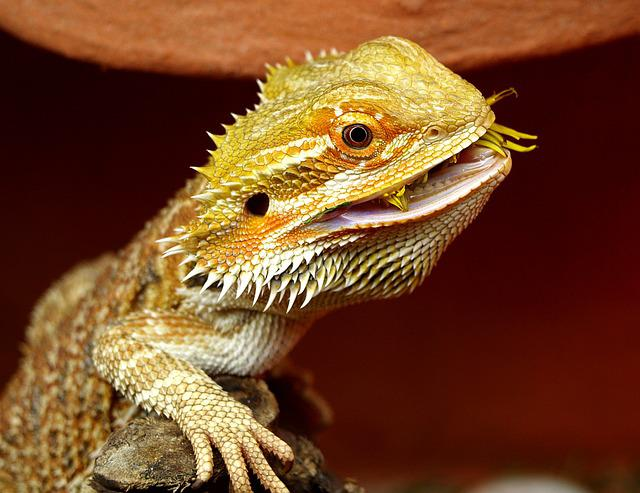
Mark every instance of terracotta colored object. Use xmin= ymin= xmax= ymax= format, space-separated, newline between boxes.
xmin=0 ymin=0 xmax=638 ymax=77
xmin=1 ymin=24 xmax=640 ymax=485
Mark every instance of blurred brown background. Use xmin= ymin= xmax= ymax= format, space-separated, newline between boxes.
xmin=1 ymin=6 xmax=640 ymax=488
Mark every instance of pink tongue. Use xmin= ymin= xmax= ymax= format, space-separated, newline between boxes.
xmin=317 ymin=207 xmax=348 ymax=222
xmin=456 ymin=144 xmax=494 ymax=163
xmin=328 ymin=147 xmax=503 ymax=227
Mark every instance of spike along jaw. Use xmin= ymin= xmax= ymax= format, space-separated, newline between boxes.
xmin=161 ymin=36 xmax=536 ymax=312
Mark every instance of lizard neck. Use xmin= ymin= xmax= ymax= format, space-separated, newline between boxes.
xmin=176 ymin=286 xmax=313 ymax=375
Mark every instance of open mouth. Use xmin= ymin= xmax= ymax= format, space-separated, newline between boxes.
xmin=314 ymin=143 xmax=512 ymax=230
xmin=313 ymin=107 xmax=537 ymax=230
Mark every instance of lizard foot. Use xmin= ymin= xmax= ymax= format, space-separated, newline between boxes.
xmin=178 ymin=396 xmax=294 ymax=492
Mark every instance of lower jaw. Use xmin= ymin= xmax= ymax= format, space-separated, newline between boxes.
xmin=318 ymin=145 xmax=511 ymax=230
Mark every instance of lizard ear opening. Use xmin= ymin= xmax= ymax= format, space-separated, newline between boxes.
xmin=245 ymin=193 xmax=270 ymax=216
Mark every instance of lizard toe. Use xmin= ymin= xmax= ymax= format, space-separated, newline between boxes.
xmin=249 ymin=420 xmax=295 ymax=468
xmin=242 ymin=434 xmax=290 ymax=493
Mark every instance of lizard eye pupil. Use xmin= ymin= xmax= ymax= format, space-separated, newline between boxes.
xmin=245 ymin=193 xmax=270 ymax=216
xmin=342 ymin=124 xmax=373 ymax=149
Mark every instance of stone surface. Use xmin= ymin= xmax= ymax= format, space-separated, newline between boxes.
xmin=0 ymin=1 xmax=638 ymax=77
xmin=89 ymin=375 xmax=358 ymax=492
xmin=91 ymin=417 xmax=198 ymax=492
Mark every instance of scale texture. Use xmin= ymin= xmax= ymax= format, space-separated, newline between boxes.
xmin=0 ymin=37 xmax=520 ymax=492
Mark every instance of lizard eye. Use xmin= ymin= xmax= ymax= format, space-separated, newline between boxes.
xmin=245 ymin=193 xmax=270 ymax=216
xmin=328 ymin=112 xmax=385 ymax=165
xmin=342 ymin=124 xmax=373 ymax=149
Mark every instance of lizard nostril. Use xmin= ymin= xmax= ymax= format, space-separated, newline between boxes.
xmin=245 ymin=193 xmax=270 ymax=216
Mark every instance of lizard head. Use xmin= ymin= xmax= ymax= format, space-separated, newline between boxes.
xmin=163 ymin=36 xmax=535 ymax=312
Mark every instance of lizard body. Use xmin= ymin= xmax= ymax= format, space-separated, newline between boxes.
xmin=0 ymin=36 xmax=533 ymax=492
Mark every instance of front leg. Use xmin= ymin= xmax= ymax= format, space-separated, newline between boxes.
xmin=92 ymin=310 xmax=295 ymax=492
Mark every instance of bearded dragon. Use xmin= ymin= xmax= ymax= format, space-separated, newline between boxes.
xmin=0 ymin=36 xmax=535 ymax=492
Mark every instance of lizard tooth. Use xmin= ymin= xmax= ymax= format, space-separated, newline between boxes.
xmin=264 ymin=269 xmax=276 ymax=285
xmin=300 ymin=280 xmax=317 ymax=309
xmin=217 ymin=273 xmax=236 ymax=301
xmin=401 ymin=262 xmax=415 ymax=276
xmin=398 ymin=245 xmax=414 ymax=268
xmin=281 ymin=249 xmax=294 ymax=260
xmin=155 ymin=236 xmax=179 ymax=245
xmin=275 ymin=261 xmax=292 ymax=276
xmin=253 ymin=270 xmax=265 ymax=286
xmin=252 ymin=275 xmax=265 ymax=306
xmin=161 ymin=245 xmax=185 ymax=258
xmin=326 ymin=264 xmax=337 ymax=286
xmin=183 ymin=264 xmax=207 ymax=282
xmin=263 ymin=284 xmax=279 ymax=311
xmin=264 ymin=261 xmax=281 ymax=284
xmin=211 ymin=134 xmax=225 ymax=148
xmin=255 ymin=79 xmax=267 ymax=97
xmin=200 ymin=271 xmax=220 ymax=293
xmin=289 ymin=255 xmax=304 ymax=273
xmin=367 ymin=262 xmax=383 ymax=280
xmin=303 ymin=250 xmax=315 ymax=264
xmin=278 ymin=289 xmax=287 ymax=303
xmin=251 ymin=284 xmax=263 ymax=306
xmin=314 ymin=267 xmax=326 ymax=290
xmin=179 ymin=254 xmax=198 ymax=266
xmin=353 ymin=265 xmax=367 ymax=281
xmin=277 ymin=274 xmax=292 ymax=293
xmin=344 ymin=274 xmax=359 ymax=288
xmin=364 ymin=253 xmax=377 ymax=270
xmin=368 ymin=274 xmax=383 ymax=290
xmin=191 ymin=192 xmax=216 ymax=203
xmin=221 ymin=180 xmax=243 ymax=190
xmin=228 ymin=263 xmax=242 ymax=276
xmin=286 ymin=284 xmax=300 ymax=313
xmin=191 ymin=165 xmax=216 ymax=180
xmin=298 ymin=270 xmax=310 ymax=293
xmin=304 ymin=50 xmax=313 ymax=62
xmin=236 ymin=271 xmax=252 ymax=298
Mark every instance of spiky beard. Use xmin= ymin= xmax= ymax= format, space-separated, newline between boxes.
xmin=158 ymin=186 xmax=493 ymax=314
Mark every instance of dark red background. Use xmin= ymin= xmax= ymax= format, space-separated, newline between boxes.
xmin=1 ymin=31 xmax=639 ymax=485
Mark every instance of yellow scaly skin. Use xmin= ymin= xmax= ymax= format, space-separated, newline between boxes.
xmin=0 ymin=37 xmax=526 ymax=492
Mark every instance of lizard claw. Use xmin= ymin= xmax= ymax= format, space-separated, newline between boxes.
xmin=179 ymin=398 xmax=293 ymax=493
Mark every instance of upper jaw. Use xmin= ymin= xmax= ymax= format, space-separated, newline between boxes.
xmin=311 ymin=144 xmax=511 ymax=230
